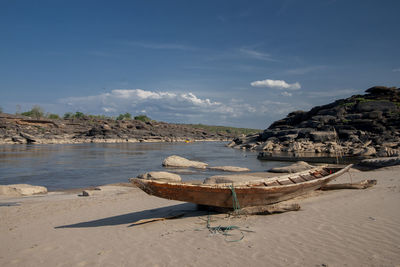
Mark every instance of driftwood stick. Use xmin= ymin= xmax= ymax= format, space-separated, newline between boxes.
xmin=237 ymin=203 xmax=301 ymax=215
xmin=320 ymin=179 xmax=377 ymax=190
xmin=129 ymin=213 xmax=185 ymax=226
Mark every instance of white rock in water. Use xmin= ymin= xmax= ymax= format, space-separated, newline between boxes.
xmin=162 ymin=155 xmax=208 ymax=169
xmin=137 ymin=171 xmax=182 ymax=182
xmin=208 ymin=166 xmax=250 ymax=172
xmin=0 ymin=184 xmax=48 ymax=197
xmin=268 ymin=161 xmax=314 ymax=173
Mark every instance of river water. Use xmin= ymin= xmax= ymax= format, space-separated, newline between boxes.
xmin=0 ymin=142 xmax=286 ymax=191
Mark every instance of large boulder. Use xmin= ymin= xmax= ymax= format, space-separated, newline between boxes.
xmin=310 ymin=131 xmax=337 ymax=142
xmin=162 ymin=155 xmax=208 ymax=169
xmin=358 ymin=157 xmax=400 ymax=168
xmin=208 ymin=166 xmax=250 ymax=172
xmin=351 ymin=146 xmax=376 ymax=157
xmin=268 ymin=161 xmax=315 ymax=173
xmin=19 ymin=132 xmax=37 ymax=143
xmin=137 ymin=171 xmax=182 ymax=182
xmin=365 ymin=86 xmax=399 ymax=96
xmin=0 ymin=184 xmax=47 ymax=197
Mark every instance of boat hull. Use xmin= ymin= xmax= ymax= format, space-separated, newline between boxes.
xmin=131 ymin=165 xmax=352 ymax=208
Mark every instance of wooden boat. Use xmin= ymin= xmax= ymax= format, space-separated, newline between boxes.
xmin=130 ymin=164 xmax=353 ymax=208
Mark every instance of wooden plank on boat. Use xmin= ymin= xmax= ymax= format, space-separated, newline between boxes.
xmin=288 ymin=176 xmax=304 ymax=183
xmin=300 ymin=175 xmax=314 ymax=181
xmin=311 ymin=172 xmax=323 ymax=178
xmin=264 ymin=180 xmax=280 ymax=186
xmin=319 ymin=169 xmax=330 ymax=176
xmin=277 ymin=179 xmax=294 ymax=185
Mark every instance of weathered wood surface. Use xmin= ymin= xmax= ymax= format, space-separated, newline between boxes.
xmin=130 ymin=213 xmax=185 ymax=226
xmin=320 ymin=179 xmax=377 ymax=190
xmin=237 ymin=203 xmax=300 ymax=215
xmin=131 ymin=165 xmax=353 ymax=208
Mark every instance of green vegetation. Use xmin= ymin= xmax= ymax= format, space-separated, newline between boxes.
xmin=47 ymin=113 xmax=60 ymax=119
xmin=21 ymin=105 xmax=44 ymax=119
xmin=116 ymin=112 xmax=132 ymax=120
xmin=185 ymin=124 xmax=261 ymax=135
xmin=341 ymin=102 xmax=356 ymax=107
xmin=0 ymin=106 xmax=3 ymax=113
xmin=340 ymin=98 xmax=395 ymax=107
xmin=134 ymin=114 xmax=152 ymax=122
xmin=74 ymin=111 xmax=85 ymax=119
xmin=87 ymin=114 xmax=111 ymax=120
xmin=63 ymin=111 xmax=87 ymax=120
xmin=63 ymin=112 xmax=73 ymax=119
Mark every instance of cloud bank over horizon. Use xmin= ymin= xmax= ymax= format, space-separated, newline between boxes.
xmin=55 ymin=88 xmax=300 ymax=128
xmin=2 ymin=85 xmax=365 ymax=129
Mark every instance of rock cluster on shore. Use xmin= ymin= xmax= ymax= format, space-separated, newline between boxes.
xmin=136 ymin=155 xmax=253 ymax=183
xmin=0 ymin=115 xmax=233 ymax=145
xmin=0 ymin=184 xmax=47 ymax=197
xmin=228 ymin=86 xmax=400 ymax=158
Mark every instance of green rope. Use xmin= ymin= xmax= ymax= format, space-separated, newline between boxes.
xmin=206 ymin=214 xmax=244 ymax=242
xmin=229 ymin=184 xmax=241 ymax=212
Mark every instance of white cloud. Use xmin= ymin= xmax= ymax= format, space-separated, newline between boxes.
xmin=392 ymin=68 xmax=400 ymax=72
xmin=102 ymin=107 xmax=116 ymax=113
xmin=258 ymin=100 xmax=294 ymax=115
xmin=250 ymin=79 xmax=301 ymax=90
xmin=239 ymin=48 xmax=277 ymax=62
xmin=281 ymin=91 xmax=292 ymax=97
xmin=285 ymin=65 xmax=327 ymax=75
xmin=124 ymin=41 xmax=195 ymax=51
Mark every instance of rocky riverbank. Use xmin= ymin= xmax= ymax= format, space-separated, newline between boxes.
xmin=0 ymin=114 xmax=234 ymax=145
xmin=228 ymin=86 xmax=400 ymax=158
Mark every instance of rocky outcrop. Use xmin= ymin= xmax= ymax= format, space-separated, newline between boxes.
xmin=137 ymin=171 xmax=182 ymax=182
xmin=0 ymin=114 xmax=233 ymax=145
xmin=162 ymin=155 xmax=208 ymax=169
xmin=0 ymin=184 xmax=47 ymax=196
xmin=230 ymin=86 xmax=400 ymax=158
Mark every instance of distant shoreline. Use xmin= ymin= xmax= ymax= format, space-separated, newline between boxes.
xmin=0 ymin=113 xmax=241 ymax=145
xmin=0 ymin=137 xmax=230 ymax=146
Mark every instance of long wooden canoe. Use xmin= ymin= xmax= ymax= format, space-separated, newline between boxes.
xmin=130 ymin=164 xmax=353 ymax=208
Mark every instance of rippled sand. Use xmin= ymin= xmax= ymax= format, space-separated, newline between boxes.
xmin=1 ymin=166 xmax=399 ymax=266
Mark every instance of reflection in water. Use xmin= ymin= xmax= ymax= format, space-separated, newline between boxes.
xmin=0 ymin=142 xmax=286 ymax=191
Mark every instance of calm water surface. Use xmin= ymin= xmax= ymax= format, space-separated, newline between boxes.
xmin=0 ymin=142 xmax=286 ymax=191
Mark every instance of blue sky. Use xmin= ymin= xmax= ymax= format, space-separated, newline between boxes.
xmin=1 ymin=0 xmax=399 ymax=128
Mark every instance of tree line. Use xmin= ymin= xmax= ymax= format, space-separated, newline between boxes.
xmin=12 ymin=105 xmax=152 ymax=122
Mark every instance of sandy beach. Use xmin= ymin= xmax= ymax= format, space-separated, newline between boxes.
xmin=1 ymin=166 xmax=399 ymax=267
